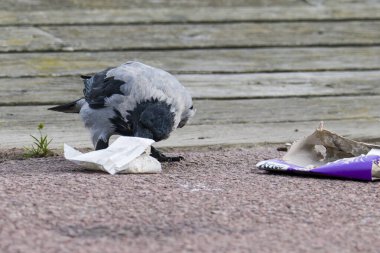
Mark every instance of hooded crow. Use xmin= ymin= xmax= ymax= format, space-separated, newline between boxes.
xmin=49 ymin=61 xmax=195 ymax=162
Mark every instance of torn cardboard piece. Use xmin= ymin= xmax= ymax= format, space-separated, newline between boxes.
xmin=64 ymin=136 xmax=162 ymax=175
xmin=256 ymin=123 xmax=380 ymax=181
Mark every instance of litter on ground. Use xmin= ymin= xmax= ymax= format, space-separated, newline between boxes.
xmin=64 ymin=136 xmax=162 ymax=174
xmin=257 ymin=122 xmax=380 ymax=181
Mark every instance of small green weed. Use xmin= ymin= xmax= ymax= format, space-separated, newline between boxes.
xmin=24 ymin=123 xmax=53 ymax=158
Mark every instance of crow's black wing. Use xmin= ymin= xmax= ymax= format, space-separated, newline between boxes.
xmin=82 ymin=68 xmax=125 ymax=109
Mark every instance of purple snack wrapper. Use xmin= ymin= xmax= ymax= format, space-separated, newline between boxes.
xmin=256 ymin=123 xmax=380 ymax=181
xmin=257 ymin=155 xmax=380 ymax=181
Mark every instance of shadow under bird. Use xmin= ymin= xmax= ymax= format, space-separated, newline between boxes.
xmin=49 ymin=61 xmax=196 ymax=162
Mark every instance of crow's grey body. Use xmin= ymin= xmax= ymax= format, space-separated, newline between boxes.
xmin=50 ymin=61 xmax=195 ymax=158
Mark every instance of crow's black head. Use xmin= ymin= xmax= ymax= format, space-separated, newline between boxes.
xmin=127 ymin=99 xmax=175 ymax=142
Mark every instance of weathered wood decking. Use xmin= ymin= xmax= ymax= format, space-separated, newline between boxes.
xmin=1 ymin=0 xmax=380 ymax=149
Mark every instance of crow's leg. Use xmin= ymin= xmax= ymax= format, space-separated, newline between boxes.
xmin=150 ymin=146 xmax=184 ymax=162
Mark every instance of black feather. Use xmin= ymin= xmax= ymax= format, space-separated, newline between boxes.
xmin=109 ymin=109 xmax=133 ymax=136
xmin=80 ymin=74 xmax=92 ymax=79
xmin=83 ymin=68 xmax=125 ymax=109
xmin=48 ymin=98 xmax=83 ymax=113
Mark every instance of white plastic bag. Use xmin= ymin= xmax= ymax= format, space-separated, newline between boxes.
xmin=64 ymin=137 xmax=162 ymax=174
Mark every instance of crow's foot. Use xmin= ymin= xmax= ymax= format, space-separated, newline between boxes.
xmin=150 ymin=146 xmax=184 ymax=162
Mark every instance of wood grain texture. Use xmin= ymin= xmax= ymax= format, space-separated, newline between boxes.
xmin=192 ymin=96 xmax=380 ymax=125
xmin=1 ymin=47 xmax=380 ymax=78
xmin=0 ymin=27 xmax=63 ymax=52
xmin=1 ymin=4 xmax=380 ymax=25
xmin=2 ymin=21 xmax=379 ymax=52
xmin=1 ymin=71 xmax=380 ymax=105
xmin=179 ymin=71 xmax=380 ymax=99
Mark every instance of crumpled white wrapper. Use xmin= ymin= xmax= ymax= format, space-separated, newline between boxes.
xmin=282 ymin=122 xmax=380 ymax=168
xmin=64 ymin=136 xmax=162 ymax=174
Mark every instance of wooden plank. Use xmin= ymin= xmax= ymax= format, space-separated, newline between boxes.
xmin=179 ymin=71 xmax=380 ymax=99
xmin=161 ymin=119 xmax=380 ymax=148
xmin=2 ymin=95 xmax=378 ymax=126
xmin=1 ymin=95 xmax=380 ymax=148
xmin=163 ymin=119 xmax=380 ymax=148
xmin=192 ymin=96 xmax=380 ymax=125
xmin=1 ymin=47 xmax=380 ymax=78
xmin=1 ymin=5 xmax=380 ymax=25
xmin=2 ymin=21 xmax=378 ymax=52
xmin=0 ymin=76 xmax=81 ymax=105
xmin=1 ymin=71 xmax=380 ymax=105
xmin=2 ymin=0 xmax=379 ymax=11
xmin=0 ymin=0 xmax=319 ymax=12
xmin=1 ymin=117 xmax=379 ymax=149
xmin=0 ymin=26 xmax=63 ymax=52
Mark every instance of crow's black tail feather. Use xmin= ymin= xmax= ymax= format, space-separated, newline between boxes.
xmin=48 ymin=98 xmax=84 ymax=113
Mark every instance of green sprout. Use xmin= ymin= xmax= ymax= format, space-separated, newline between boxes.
xmin=24 ymin=123 xmax=53 ymax=158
